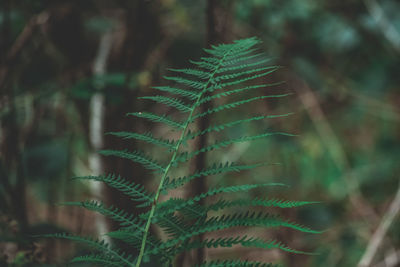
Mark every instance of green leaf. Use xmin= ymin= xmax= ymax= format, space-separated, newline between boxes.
xmin=72 ymin=173 xmax=153 ymax=204
xmin=139 ymin=96 xmax=191 ymax=113
xmin=107 ymin=131 xmax=176 ymax=150
xmin=152 ymin=86 xmax=199 ymax=100
xmin=192 ymin=94 xmax=291 ymax=120
xmin=127 ymin=112 xmax=185 ymax=129
xmin=100 ymin=149 xmax=166 ymax=173
xmin=59 ymin=201 xmax=145 ymax=229
xmin=70 ymin=254 xmax=124 ymax=267
xmin=184 ymin=113 xmax=293 ymax=142
xmin=163 ymin=162 xmax=265 ymax=190
xmin=41 ymin=233 xmax=134 ymax=266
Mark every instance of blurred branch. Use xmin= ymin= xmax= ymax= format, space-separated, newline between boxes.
xmin=89 ymin=28 xmax=115 ymax=240
xmin=324 ymin=68 xmax=400 ymax=122
xmin=363 ymin=0 xmax=400 ymax=52
xmin=0 ymin=11 xmax=49 ymax=90
xmin=294 ymin=76 xmax=400 ymax=266
xmin=295 ymin=77 xmax=379 ymax=222
xmin=373 ymin=249 xmax=400 ymax=267
xmin=358 ymin=183 xmax=400 ymax=267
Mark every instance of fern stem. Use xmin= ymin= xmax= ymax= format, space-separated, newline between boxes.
xmin=135 ymin=49 xmax=233 ymax=267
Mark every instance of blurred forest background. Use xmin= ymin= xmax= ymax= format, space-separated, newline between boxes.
xmin=1 ymin=0 xmax=399 ymax=266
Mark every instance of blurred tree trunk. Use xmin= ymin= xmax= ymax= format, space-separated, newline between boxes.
xmin=0 ymin=0 xmax=11 ymax=63
xmin=100 ymin=1 xmax=163 ymax=254
xmin=0 ymin=90 xmax=28 ymax=238
xmin=180 ymin=1 xmax=234 ymax=266
xmin=0 ymin=0 xmax=29 ymax=239
xmin=89 ymin=28 xmax=116 ymax=241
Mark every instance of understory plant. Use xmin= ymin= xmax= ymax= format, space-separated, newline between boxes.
xmin=45 ymin=37 xmax=319 ymax=267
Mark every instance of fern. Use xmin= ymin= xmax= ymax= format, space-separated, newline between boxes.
xmin=45 ymin=37 xmax=319 ymax=266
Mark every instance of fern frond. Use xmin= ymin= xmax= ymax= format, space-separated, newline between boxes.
xmin=167 ymin=68 xmax=211 ymax=79
xmin=221 ymin=53 xmax=267 ymax=68
xmin=163 ymin=162 xmax=264 ymax=190
xmin=175 ymin=132 xmax=295 ymax=163
xmin=196 ymin=260 xmax=279 ymax=267
xmin=107 ymin=230 xmax=170 ymax=260
xmin=163 ymin=76 xmax=207 ymax=90
xmin=193 ymin=212 xmax=320 ymax=234
xmin=214 ymin=66 xmax=279 ymax=83
xmin=241 ymin=238 xmax=313 ymax=254
xmin=216 ymin=57 xmax=272 ymax=73
xmin=208 ymin=68 xmax=282 ymax=93
xmin=107 ymin=131 xmax=176 ymax=150
xmin=100 ymin=149 xmax=165 ymax=173
xmin=139 ymin=96 xmax=191 ymax=113
xmin=203 ymin=46 xmax=258 ymax=59
xmin=207 ymin=198 xmax=319 ymax=212
xmin=149 ymin=184 xmax=286 ymax=221
xmin=189 ymin=60 xmax=217 ymax=71
xmin=127 ymin=112 xmax=185 ymax=129
xmin=214 ymin=37 xmax=261 ymax=56
xmin=184 ymin=113 xmax=294 ymax=142
xmin=192 ymin=94 xmax=291 ymax=121
xmin=198 ymin=82 xmax=285 ymax=106
xmin=153 ymin=86 xmax=199 ymax=100
xmin=42 ymin=233 xmax=134 ymax=266
xmin=158 ymin=212 xmax=319 ymax=251
xmin=199 ymin=56 xmax=221 ymax=65
xmin=59 ymin=201 xmax=145 ymax=229
xmin=156 ymin=213 xmax=191 ymax=238
xmin=171 ymin=235 xmax=305 ymax=257
xmin=72 ymin=173 xmax=153 ymax=204
xmin=58 ymin=37 xmax=318 ymax=267
xmin=184 ymin=183 xmax=286 ymax=204
xmin=70 ymin=254 xmax=123 ymax=267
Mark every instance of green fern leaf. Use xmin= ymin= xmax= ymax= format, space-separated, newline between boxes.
xmin=156 ymin=213 xmax=190 ymax=238
xmin=53 ymin=37 xmax=320 ymax=267
xmin=153 ymin=86 xmax=199 ymax=100
xmin=107 ymin=230 xmax=171 ymax=261
xmin=60 ymin=201 xmax=145 ymax=229
xmin=42 ymin=233 xmax=134 ymax=266
xmin=163 ymin=162 xmax=264 ymax=190
xmin=127 ymin=112 xmax=185 ymax=129
xmin=175 ymin=132 xmax=295 ymax=163
xmin=70 ymin=254 xmax=123 ymax=267
xmin=170 ymin=235 xmax=307 ymax=257
xmin=192 ymin=94 xmax=291 ymax=121
xmin=196 ymin=260 xmax=279 ymax=267
xmin=189 ymin=60 xmax=217 ymax=71
xmin=148 ymin=184 xmax=286 ymax=222
xmin=192 ymin=212 xmax=321 ymax=234
xmin=214 ymin=66 xmax=279 ymax=83
xmin=184 ymin=113 xmax=294 ymax=142
xmin=167 ymin=68 xmax=211 ymax=79
xmin=72 ymin=173 xmax=153 ymax=204
xmin=198 ymin=82 xmax=285 ymax=106
xmin=163 ymin=76 xmax=207 ymax=90
xmin=216 ymin=57 xmax=272 ymax=73
xmin=100 ymin=149 xmax=166 ymax=173
xmin=139 ymin=95 xmax=192 ymax=113
xmin=107 ymin=131 xmax=176 ymax=150
xmin=207 ymin=198 xmax=319 ymax=212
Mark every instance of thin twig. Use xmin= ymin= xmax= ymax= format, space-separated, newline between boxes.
xmin=0 ymin=11 xmax=49 ymax=89
xmin=358 ymin=183 xmax=400 ymax=267
xmin=363 ymin=0 xmax=400 ymax=52
xmin=373 ymin=249 xmax=400 ymax=267
xmin=89 ymin=28 xmax=115 ymax=239
xmin=295 ymin=77 xmax=378 ymax=222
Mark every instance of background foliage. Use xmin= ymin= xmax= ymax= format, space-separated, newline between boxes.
xmin=0 ymin=0 xmax=399 ymax=266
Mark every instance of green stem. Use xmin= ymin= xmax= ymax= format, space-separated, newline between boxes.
xmin=134 ymin=49 xmax=232 ymax=267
